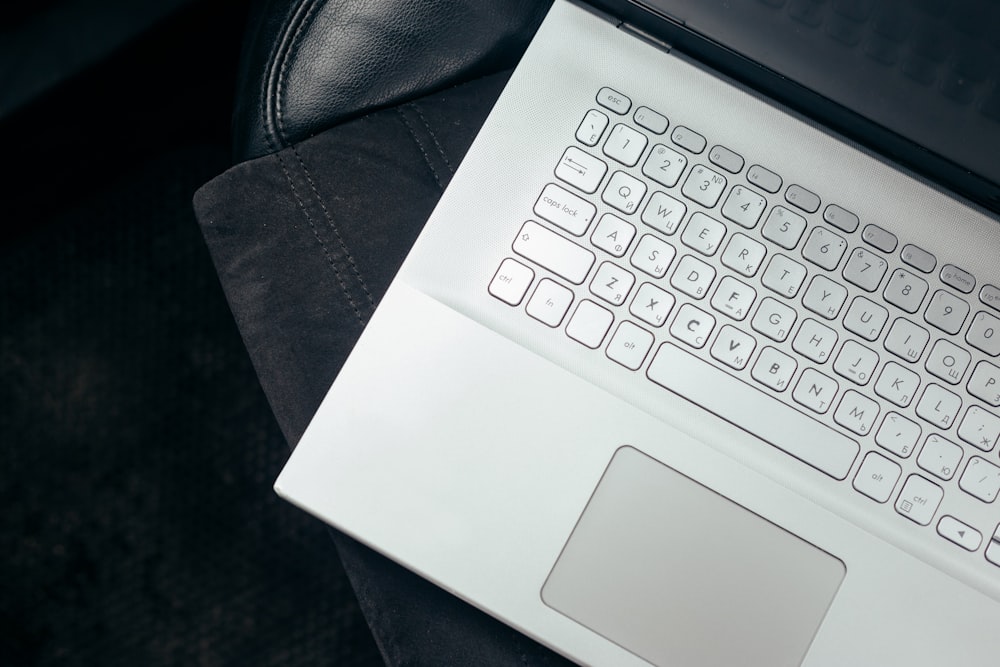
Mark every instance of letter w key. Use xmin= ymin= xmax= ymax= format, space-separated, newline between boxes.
xmin=642 ymin=191 xmax=687 ymax=235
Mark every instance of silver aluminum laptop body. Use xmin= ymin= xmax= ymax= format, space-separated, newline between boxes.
xmin=275 ymin=1 xmax=1000 ymax=665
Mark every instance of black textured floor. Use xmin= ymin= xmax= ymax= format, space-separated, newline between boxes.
xmin=0 ymin=3 xmax=383 ymax=664
xmin=0 ymin=144 xmax=382 ymax=666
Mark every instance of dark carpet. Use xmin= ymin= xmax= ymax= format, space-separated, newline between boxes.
xmin=0 ymin=136 xmax=381 ymax=667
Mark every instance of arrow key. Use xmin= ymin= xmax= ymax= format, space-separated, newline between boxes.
xmin=937 ymin=515 xmax=982 ymax=551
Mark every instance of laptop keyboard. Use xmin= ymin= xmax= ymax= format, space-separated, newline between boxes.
xmin=488 ymin=87 xmax=1000 ymax=567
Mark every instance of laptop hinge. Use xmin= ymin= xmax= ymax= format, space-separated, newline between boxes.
xmin=571 ymin=0 xmax=623 ymax=28
xmin=620 ymin=21 xmax=672 ymax=53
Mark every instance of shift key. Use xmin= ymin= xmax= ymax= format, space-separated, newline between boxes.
xmin=513 ymin=220 xmax=595 ymax=285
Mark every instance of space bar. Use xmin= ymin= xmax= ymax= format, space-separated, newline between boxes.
xmin=646 ymin=344 xmax=859 ymax=480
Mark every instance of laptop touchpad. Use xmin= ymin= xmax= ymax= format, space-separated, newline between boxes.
xmin=542 ymin=446 xmax=845 ymax=667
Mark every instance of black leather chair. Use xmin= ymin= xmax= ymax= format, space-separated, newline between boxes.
xmin=194 ymin=0 xmax=576 ymax=663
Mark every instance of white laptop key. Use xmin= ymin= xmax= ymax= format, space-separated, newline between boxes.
xmin=895 ymin=475 xmax=944 ymax=525
xmin=843 ymin=247 xmax=888 ymax=292
xmin=534 ymin=183 xmax=597 ymax=236
xmin=916 ymin=383 xmax=962 ymax=429
xmin=874 ymin=361 xmax=920 ymax=407
xmin=670 ymin=254 xmax=715 ymax=299
xmin=602 ymin=170 xmax=646 ymax=215
xmin=642 ymin=144 xmax=687 ymax=188
xmin=606 ymin=321 xmax=654 ymax=370
xmin=958 ymin=405 xmax=1000 ymax=451
xmin=966 ymin=311 xmax=1000 ymax=356
xmin=924 ymin=289 xmax=970 ymax=335
xmin=786 ymin=185 xmax=819 ymax=214
xmin=792 ymin=368 xmax=839 ymax=414
xmin=925 ymin=339 xmax=971 ymax=385
xmin=801 ymin=226 xmax=848 ymax=270
xmin=842 ymin=296 xmax=889 ymax=341
xmin=884 ymin=268 xmax=929 ymax=313
xmin=641 ymin=191 xmax=686 ymax=235
xmin=937 ymin=516 xmax=983 ymax=552
xmin=823 ymin=204 xmax=860 ymax=233
xmin=959 ymin=457 xmax=1000 ymax=503
xmin=747 ymin=164 xmax=782 ymax=193
xmin=853 ymin=452 xmax=901 ymax=503
xmin=751 ymin=297 xmax=796 ymax=342
xmin=711 ymin=275 xmax=755 ymax=321
xmin=671 ymin=125 xmax=706 ymax=153
xmin=629 ymin=234 xmax=675 ymax=278
xmin=633 ymin=106 xmax=668 ymax=134
xmin=710 ymin=325 xmax=756 ymax=370
xmin=884 ymin=317 xmax=930 ymax=363
xmin=988 ymin=541 xmax=1000 ymax=568
xmin=526 ymin=278 xmax=574 ymax=327
xmin=720 ymin=232 xmax=766 ymax=277
xmin=761 ymin=206 xmax=806 ymax=249
xmin=902 ymin=244 xmax=937 ymax=273
xmin=629 ymin=282 xmax=674 ymax=327
xmin=834 ymin=390 xmax=879 ymax=436
xmin=792 ymin=318 xmax=837 ymax=363
xmin=833 ymin=340 xmax=879 ymax=386
xmin=680 ymin=212 xmax=726 ymax=256
xmin=761 ymin=253 xmax=807 ymax=298
xmin=489 ymin=259 xmax=534 ymax=305
xmin=648 ymin=344 xmax=858 ymax=478
xmin=681 ymin=164 xmax=726 ymax=208
xmin=708 ymin=144 xmax=744 ymax=173
xmin=669 ymin=303 xmax=715 ymax=348
xmin=802 ymin=275 xmax=848 ymax=320
xmin=566 ymin=299 xmax=614 ymax=348
xmin=514 ymin=221 xmax=595 ymax=284
xmin=940 ymin=264 xmax=976 ymax=294
xmin=575 ymin=108 xmax=608 ymax=146
xmin=967 ymin=361 xmax=1000 ymax=406
xmin=863 ymin=223 xmax=898 ymax=253
xmin=721 ymin=184 xmax=766 ymax=228
xmin=917 ymin=434 xmax=963 ymax=481
xmin=590 ymin=261 xmax=635 ymax=306
xmin=596 ymin=86 xmax=631 ymax=114
xmin=555 ymin=146 xmax=607 ymax=193
xmin=590 ymin=213 xmax=636 ymax=257
xmin=876 ymin=412 xmax=922 ymax=458
xmin=751 ymin=346 xmax=797 ymax=392
xmin=980 ymin=284 xmax=1000 ymax=311
xmin=603 ymin=123 xmax=647 ymax=166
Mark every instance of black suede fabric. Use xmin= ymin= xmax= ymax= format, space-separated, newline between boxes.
xmin=194 ymin=73 xmax=576 ymax=666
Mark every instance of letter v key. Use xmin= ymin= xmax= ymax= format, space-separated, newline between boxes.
xmin=711 ymin=325 xmax=758 ymax=370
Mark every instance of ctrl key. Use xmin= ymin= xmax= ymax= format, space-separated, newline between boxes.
xmin=489 ymin=258 xmax=534 ymax=305
xmin=894 ymin=474 xmax=943 ymax=525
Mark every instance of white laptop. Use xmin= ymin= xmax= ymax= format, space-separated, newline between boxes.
xmin=275 ymin=1 xmax=1000 ymax=664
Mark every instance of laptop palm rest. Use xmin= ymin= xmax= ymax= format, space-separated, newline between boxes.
xmin=542 ymin=446 xmax=845 ymax=667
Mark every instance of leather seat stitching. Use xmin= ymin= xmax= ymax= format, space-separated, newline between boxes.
xmin=262 ymin=0 xmax=309 ymax=152
xmin=274 ymin=149 xmax=366 ymax=324
xmin=272 ymin=0 xmax=323 ymax=148
xmin=396 ymin=107 xmax=446 ymax=191
xmin=411 ymin=102 xmax=455 ymax=175
xmin=291 ymin=145 xmax=375 ymax=316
